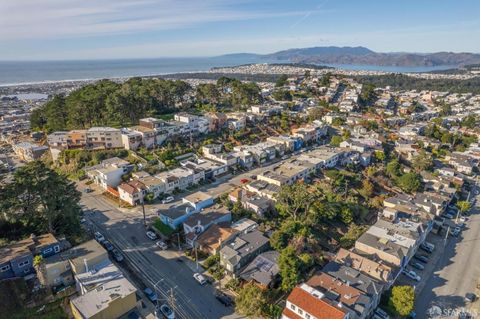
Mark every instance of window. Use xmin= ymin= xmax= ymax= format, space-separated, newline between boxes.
xmin=0 ymin=265 xmax=10 ymax=272
xmin=18 ymin=260 xmax=29 ymax=268
xmin=298 ymin=309 xmax=303 ymax=315
xmin=54 ymin=245 xmax=60 ymax=253
xmin=290 ymin=304 xmax=296 ymax=311
xmin=43 ymin=248 xmax=53 ymax=254
xmin=306 ymin=314 xmax=311 ymax=319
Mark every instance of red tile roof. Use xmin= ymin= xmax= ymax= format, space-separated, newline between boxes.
xmin=284 ymin=286 xmax=347 ymax=319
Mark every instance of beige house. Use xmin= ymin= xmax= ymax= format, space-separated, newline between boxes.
xmin=69 ymin=240 xmax=109 ymax=275
xmin=70 ymin=276 xmax=137 ymax=319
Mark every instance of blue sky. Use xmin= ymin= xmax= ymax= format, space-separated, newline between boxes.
xmin=0 ymin=0 xmax=479 ymax=60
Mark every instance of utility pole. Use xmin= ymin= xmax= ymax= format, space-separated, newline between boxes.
xmin=168 ymin=288 xmax=177 ymax=316
xmin=444 ymin=225 xmax=450 ymax=246
xmin=141 ymin=199 xmax=146 ymax=228
xmin=195 ymin=245 xmax=199 ymax=270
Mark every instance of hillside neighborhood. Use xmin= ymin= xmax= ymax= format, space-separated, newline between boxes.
xmin=1 ymin=64 xmax=480 ymax=319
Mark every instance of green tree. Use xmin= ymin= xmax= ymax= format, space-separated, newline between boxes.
xmin=235 ymin=284 xmax=267 ymax=317
xmin=330 ymin=136 xmax=343 ymax=147
xmin=411 ymin=150 xmax=433 ymax=172
xmin=0 ymin=161 xmax=82 ymax=237
xmin=389 ymin=285 xmax=415 ymax=317
xmin=275 ymin=74 xmax=289 ymax=87
xmin=374 ymin=150 xmax=386 ymax=162
xmin=275 ymin=183 xmax=315 ymax=221
xmin=278 ymin=246 xmax=301 ymax=291
xmin=33 ymin=255 xmax=43 ymax=267
xmin=386 ymin=159 xmax=401 ymax=178
xmin=457 ymin=200 xmax=471 ymax=214
xmin=396 ymin=172 xmax=421 ymax=193
xmin=272 ymin=90 xmax=293 ymax=101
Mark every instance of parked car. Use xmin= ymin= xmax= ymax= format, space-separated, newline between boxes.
xmin=421 ymin=242 xmax=435 ymax=253
xmin=156 ymin=241 xmax=168 ymax=250
xmin=94 ymin=231 xmax=105 ymax=243
xmin=215 ymin=291 xmax=233 ymax=307
xmin=374 ymin=308 xmax=390 ymax=319
xmin=83 ymin=188 xmax=93 ymax=193
xmin=458 ymin=311 xmax=473 ymax=319
xmin=162 ymin=196 xmax=174 ymax=204
xmin=442 ymin=212 xmax=454 ymax=219
xmin=103 ymin=240 xmax=114 ymax=252
xmin=158 ymin=304 xmax=175 ymax=319
xmin=465 ymin=293 xmax=477 ymax=303
xmin=414 ymin=255 xmax=429 ymax=263
xmin=127 ymin=312 xmax=141 ymax=319
xmin=112 ymin=249 xmax=124 ymax=262
xmin=146 ymin=231 xmax=157 ymax=240
xmin=410 ymin=262 xmax=425 ymax=271
xmin=402 ymin=269 xmax=421 ymax=282
xmin=459 ymin=216 xmax=468 ymax=223
xmin=193 ymin=273 xmax=207 ymax=285
xmin=451 ymin=227 xmax=461 ymax=237
xmin=143 ymin=288 xmax=158 ymax=303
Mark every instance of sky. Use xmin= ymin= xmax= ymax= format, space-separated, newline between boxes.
xmin=0 ymin=0 xmax=479 ymax=60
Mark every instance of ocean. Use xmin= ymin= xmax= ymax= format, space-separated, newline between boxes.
xmin=0 ymin=57 xmax=455 ymax=86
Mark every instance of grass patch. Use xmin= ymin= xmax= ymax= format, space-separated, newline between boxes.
xmin=152 ymin=217 xmax=176 ymax=237
xmin=11 ymin=301 xmax=68 ymax=319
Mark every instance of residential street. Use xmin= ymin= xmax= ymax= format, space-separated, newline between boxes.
xmin=80 ymin=189 xmax=244 ymax=319
xmin=415 ymin=186 xmax=480 ymax=318
xmin=77 ymin=153 xmax=309 ymax=319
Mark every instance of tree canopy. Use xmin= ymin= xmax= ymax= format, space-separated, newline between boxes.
xmin=389 ymin=285 xmax=415 ymax=317
xmin=0 ymin=161 xmax=82 ymax=240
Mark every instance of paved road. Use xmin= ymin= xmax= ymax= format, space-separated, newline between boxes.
xmin=80 ymin=189 xmax=243 ymax=319
xmin=415 ymin=184 xmax=480 ymax=318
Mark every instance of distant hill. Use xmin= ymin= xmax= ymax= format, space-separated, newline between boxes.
xmin=218 ymin=46 xmax=480 ymax=67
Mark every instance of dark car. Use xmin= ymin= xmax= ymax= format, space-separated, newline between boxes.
xmin=215 ymin=291 xmax=233 ymax=307
xmin=414 ymin=255 xmax=429 ymax=264
xmin=410 ymin=262 xmax=425 ymax=271
xmin=144 ymin=288 xmax=158 ymax=303
xmin=103 ymin=240 xmax=114 ymax=252
xmin=465 ymin=293 xmax=477 ymax=303
xmin=112 ymin=249 xmax=124 ymax=262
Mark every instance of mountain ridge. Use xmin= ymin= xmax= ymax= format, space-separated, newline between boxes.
xmin=217 ymin=46 xmax=480 ymax=67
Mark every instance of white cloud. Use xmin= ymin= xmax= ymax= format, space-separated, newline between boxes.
xmin=0 ymin=0 xmax=310 ymax=39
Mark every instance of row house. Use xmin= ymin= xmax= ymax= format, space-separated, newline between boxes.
xmin=183 ymin=206 xmax=231 ymax=247
xmin=291 ymin=121 xmax=329 ymax=144
xmin=118 ymin=180 xmax=147 ymax=206
xmin=282 ymin=283 xmax=350 ymax=319
xmin=0 ymin=233 xmax=62 ymax=280
xmin=85 ymin=157 xmax=133 ymax=190
xmin=158 ymin=192 xmax=214 ymax=229
xmin=12 ymin=142 xmax=48 ymax=162
xmin=155 ymin=166 xmax=205 ymax=193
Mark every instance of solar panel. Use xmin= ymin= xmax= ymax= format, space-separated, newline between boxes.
xmin=254 ymin=255 xmax=273 ymax=272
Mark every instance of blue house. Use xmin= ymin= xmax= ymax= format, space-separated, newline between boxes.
xmin=159 ymin=192 xmax=214 ymax=229
xmin=0 ymin=233 xmax=61 ymax=280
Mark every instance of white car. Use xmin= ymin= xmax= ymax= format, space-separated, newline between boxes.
xmin=459 ymin=216 xmax=467 ymax=223
xmin=193 ymin=273 xmax=207 ymax=285
xmin=146 ymin=231 xmax=157 ymax=240
xmin=402 ymin=269 xmax=421 ymax=282
xmin=94 ymin=231 xmax=105 ymax=243
xmin=156 ymin=241 xmax=168 ymax=250
xmin=162 ymin=196 xmax=174 ymax=204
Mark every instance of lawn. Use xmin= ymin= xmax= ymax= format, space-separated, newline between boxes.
xmin=152 ymin=217 xmax=176 ymax=237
